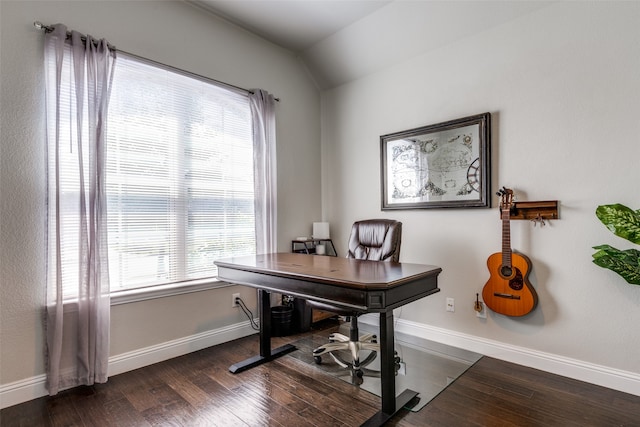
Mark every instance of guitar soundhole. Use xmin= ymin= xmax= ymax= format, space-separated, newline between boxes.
xmin=500 ymin=265 xmax=512 ymax=278
xmin=509 ymin=268 xmax=524 ymax=291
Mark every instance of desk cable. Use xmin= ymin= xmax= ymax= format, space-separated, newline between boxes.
xmin=236 ymin=296 xmax=260 ymax=331
xmin=393 ymin=307 xmax=403 ymax=362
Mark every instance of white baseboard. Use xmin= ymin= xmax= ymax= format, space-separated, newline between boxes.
xmin=359 ymin=314 xmax=640 ymax=397
xmin=4 ymin=317 xmax=638 ymax=410
xmin=108 ymin=320 xmax=257 ymax=376
xmin=0 ymin=374 xmax=48 ymax=411
xmin=0 ymin=320 xmax=257 ymax=410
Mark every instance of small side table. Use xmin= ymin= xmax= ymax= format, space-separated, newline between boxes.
xmin=291 ymin=239 xmax=337 ymax=257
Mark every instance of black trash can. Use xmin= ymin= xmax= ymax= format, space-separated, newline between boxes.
xmin=292 ymin=298 xmax=312 ymax=333
xmin=271 ymin=305 xmax=294 ymax=336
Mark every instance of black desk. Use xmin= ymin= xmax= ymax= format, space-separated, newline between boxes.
xmin=215 ymin=253 xmax=441 ymax=426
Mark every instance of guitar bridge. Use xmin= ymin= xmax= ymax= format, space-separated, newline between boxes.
xmin=493 ymin=292 xmax=521 ymax=300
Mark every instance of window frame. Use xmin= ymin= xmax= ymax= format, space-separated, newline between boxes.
xmin=105 ymin=53 xmax=258 ymax=298
xmin=48 ymin=47 xmax=262 ymax=308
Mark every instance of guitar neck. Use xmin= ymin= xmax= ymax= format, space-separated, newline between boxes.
xmin=502 ymin=207 xmax=512 ymax=267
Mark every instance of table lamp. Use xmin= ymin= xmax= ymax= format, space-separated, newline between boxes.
xmin=312 ymin=222 xmax=330 ymax=239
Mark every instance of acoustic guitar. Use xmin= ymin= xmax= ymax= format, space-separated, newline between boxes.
xmin=482 ymin=188 xmax=538 ymax=317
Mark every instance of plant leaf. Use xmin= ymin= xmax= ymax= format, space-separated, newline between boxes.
xmin=595 ymin=204 xmax=640 ymax=244
xmin=592 ymin=245 xmax=640 ymax=285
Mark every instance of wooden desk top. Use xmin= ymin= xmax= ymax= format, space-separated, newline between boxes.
xmin=215 ymin=252 xmax=441 ymax=290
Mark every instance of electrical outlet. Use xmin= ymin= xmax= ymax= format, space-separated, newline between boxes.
xmin=232 ymin=293 xmax=240 ymax=308
xmin=475 ymin=300 xmax=487 ymax=318
xmin=446 ymin=297 xmax=455 ymax=312
xmin=397 ymin=361 xmax=406 ymax=375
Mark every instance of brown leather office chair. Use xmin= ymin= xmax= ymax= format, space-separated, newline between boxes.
xmin=311 ymin=219 xmax=402 ymax=381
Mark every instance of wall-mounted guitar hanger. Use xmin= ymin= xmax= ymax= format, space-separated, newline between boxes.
xmin=496 ymin=188 xmax=559 ymax=225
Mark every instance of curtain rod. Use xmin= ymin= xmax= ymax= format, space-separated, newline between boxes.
xmin=33 ymin=21 xmax=280 ymax=102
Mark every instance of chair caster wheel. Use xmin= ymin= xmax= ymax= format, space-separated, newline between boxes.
xmin=352 ymin=374 xmax=364 ymax=386
xmin=355 ymin=369 xmax=364 ymax=378
xmin=314 ymin=356 xmax=322 ymax=364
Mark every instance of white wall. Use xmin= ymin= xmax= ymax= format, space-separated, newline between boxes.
xmin=322 ymin=1 xmax=640 ymax=391
xmin=0 ymin=0 xmax=321 ymax=399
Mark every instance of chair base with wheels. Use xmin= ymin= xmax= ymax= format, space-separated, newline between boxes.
xmin=312 ymin=316 xmax=379 ymax=382
xmin=312 ymin=315 xmax=402 ymax=384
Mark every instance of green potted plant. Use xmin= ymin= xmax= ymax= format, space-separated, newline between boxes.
xmin=592 ymin=203 xmax=640 ymax=285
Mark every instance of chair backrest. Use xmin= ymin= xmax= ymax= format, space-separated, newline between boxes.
xmin=346 ymin=219 xmax=402 ymax=262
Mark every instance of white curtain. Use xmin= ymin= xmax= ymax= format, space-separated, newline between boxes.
xmin=44 ymin=24 xmax=115 ymax=395
xmin=249 ymin=90 xmax=278 ymax=254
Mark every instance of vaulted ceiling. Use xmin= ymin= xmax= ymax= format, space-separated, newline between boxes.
xmin=187 ymin=1 xmax=554 ymax=90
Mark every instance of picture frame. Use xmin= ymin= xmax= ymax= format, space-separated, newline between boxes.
xmin=380 ymin=112 xmax=491 ymax=210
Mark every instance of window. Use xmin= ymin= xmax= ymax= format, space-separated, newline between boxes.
xmin=106 ymin=55 xmax=256 ymax=292
xmin=47 ymin=48 xmax=258 ymax=297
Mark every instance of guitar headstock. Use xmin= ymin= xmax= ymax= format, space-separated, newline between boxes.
xmin=496 ymin=187 xmax=514 ymax=212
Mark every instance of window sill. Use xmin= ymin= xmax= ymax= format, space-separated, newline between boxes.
xmin=58 ymin=278 xmax=232 ymax=312
xmin=110 ymin=278 xmax=230 ymax=305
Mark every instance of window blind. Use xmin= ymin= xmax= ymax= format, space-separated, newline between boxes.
xmin=105 ymin=54 xmax=256 ymax=292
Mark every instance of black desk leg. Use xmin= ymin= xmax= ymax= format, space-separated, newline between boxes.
xmin=380 ymin=310 xmax=397 ymax=414
xmin=361 ymin=311 xmax=418 ymax=427
xmin=229 ymin=289 xmax=296 ymax=374
xmin=258 ymin=288 xmax=272 ymax=357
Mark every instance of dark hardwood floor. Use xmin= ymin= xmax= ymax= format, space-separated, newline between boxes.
xmin=2 ymin=320 xmax=639 ymax=426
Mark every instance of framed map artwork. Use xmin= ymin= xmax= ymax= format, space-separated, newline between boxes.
xmin=380 ymin=112 xmax=491 ymax=210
